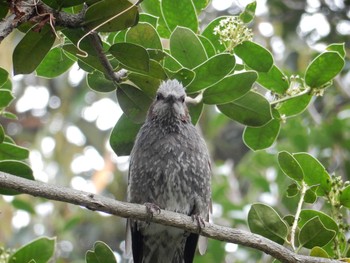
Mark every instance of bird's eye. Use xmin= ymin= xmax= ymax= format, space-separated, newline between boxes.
xmin=156 ymin=93 xmax=164 ymax=100
xmin=180 ymin=96 xmax=185 ymax=103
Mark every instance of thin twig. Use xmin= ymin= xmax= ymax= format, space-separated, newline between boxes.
xmin=0 ymin=171 xmax=343 ymax=263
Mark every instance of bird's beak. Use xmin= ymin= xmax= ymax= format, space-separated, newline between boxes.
xmin=165 ymin=95 xmax=176 ymax=104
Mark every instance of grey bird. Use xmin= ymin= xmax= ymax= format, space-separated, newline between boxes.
xmin=126 ymin=79 xmax=211 ymax=263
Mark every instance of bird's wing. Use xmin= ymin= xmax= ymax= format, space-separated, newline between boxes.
xmin=130 ymin=220 xmax=144 ymax=263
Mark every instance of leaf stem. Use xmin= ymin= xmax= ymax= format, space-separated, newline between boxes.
xmin=291 ymin=181 xmax=307 ymax=251
xmin=270 ymin=87 xmax=311 ymax=105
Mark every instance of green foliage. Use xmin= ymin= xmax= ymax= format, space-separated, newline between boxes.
xmin=8 ymin=237 xmax=55 ymax=263
xmin=85 ymin=241 xmax=117 ymax=263
xmin=1 ymin=0 xmax=349 ymax=262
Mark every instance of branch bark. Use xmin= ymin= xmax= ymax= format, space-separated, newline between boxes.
xmin=0 ymin=0 xmax=85 ymax=42
xmin=0 ymin=171 xmax=342 ymax=263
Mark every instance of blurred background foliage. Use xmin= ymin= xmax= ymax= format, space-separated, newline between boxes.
xmin=0 ymin=0 xmax=349 ymax=262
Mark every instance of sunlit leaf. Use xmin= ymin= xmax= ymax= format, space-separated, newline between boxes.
xmin=110 ymin=42 xmax=150 ymax=72
xmin=109 ymin=114 xmax=142 ymax=156
xmin=248 ymin=203 xmax=288 ymax=245
xmin=243 ymin=118 xmax=280 ymax=150
xmin=239 ymin=1 xmax=256 ymax=23
xmin=87 ymin=71 xmax=117 ymax=93
xmin=13 ymin=25 xmax=56 ymax=75
xmin=161 ymin=0 xmax=198 ymax=32
xmin=186 ymin=53 xmax=235 ymax=93
xmin=278 ymin=151 xmax=304 ymax=181
xmin=217 ymin=91 xmax=272 ymax=127
xmin=0 ymin=89 xmax=14 ymax=108
xmin=86 ymin=241 xmax=117 ymax=263
xmin=293 ymin=153 xmax=331 ymax=196
xmin=305 ymin=51 xmax=344 ymax=88
xmin=84 ymin=0 xmax=138 ymax=32
xmin=125 ymin=22 xmax=162 ymax=50
xmin=299 ymin=217 xmax=335 ymax=249
xmin=8 ymin=237 xmax=55 ymax=263
xmin=117 ymin=84 xmax=153 ymax=124
xmin=170 ymin=27 xmax=207 ymax=69
xmin=235 ymin=41 xmax=273 ymax=72
xmin=36 ymin=47 xmax=75 ymax=78
xmin=257 ymin=65 xmax=289 ymax=94
xmin=203 ymin=71 xmax=257 ymax=105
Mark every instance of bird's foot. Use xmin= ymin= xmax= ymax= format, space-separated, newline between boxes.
xmin=144 ymin=202 xmax=161 ymax=224
xmin=191 ymin=213 xmax=206 ymax=233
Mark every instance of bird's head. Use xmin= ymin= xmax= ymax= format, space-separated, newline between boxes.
xmin=148 ymin=79 xmax=190 ymax=122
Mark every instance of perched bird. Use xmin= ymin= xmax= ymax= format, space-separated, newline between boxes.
xmin=126 ymin=79 xmax=211 ymax=263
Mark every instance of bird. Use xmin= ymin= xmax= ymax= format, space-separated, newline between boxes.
xmin=125 ymin=79 xmax=211 ymax=263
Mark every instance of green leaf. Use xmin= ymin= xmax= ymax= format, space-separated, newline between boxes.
xmin=0 ymin=1 xmax=8 ymax=20
xmin=0 ymin=142 xmax=29 ymax=161
xmin=326 ymin=43 xmax=346 ymax=58
xmin=0 ymin=161 xmax=34 ymax=195
xmin=36 ymin=47 xmax=75 ymax=78
xmin=84 ymin=0 xmax=138 ymax=32
xmin=125 ymin=22 xmax=162 ymax=50
xmin=166 ymin=68 xmax=195 ymax=87
xmin=12 ymin=198 xmax=36 ymax=214
xmin=86 ymin=241 xmax=117 ymax=263
xmin=140 ymin=0 xmax=171 ymax=38
xmin=161 ymin=0 xmax=198 ymax=32
xmin=299 ymin=217 xmax=336 ymax=249
xmin=2 ymin=111 xmax=17 ymax=120
xmin=243 ymin=118 xmax=280 ymax=150
xmin=304 ymin=186 xmax=317 ymax=204
xmin=277 ymin=94 xmax=312 ymax=117
xmin=198 ymin=35 xmax=216 ymax=57
xmin=0 ymin=89 xmax=14 ymax=108
xmin=340 ymin=185 xmax=350 ymax=209
xmin=217 ymin=91 xmax=272 ymax=127
xmin=188 ymin=101 xmax=203 ymax=125
xmin=310 ymin=246 xmax=330 ymax=258
xmin=186 ymin=53 xmax=236 ymax=93
xmin=202 ymin=16 xmax=230 ymax=53
xmin=293 ymin=153 xmax=331 ymax=196
xmin=0 ymin=67 xmax=9 ymax=87
xmin=257 ymin=65 xmax=289 ymax=94
xmin=9 ymin=237 xmax=55 ymax=263
xmin=117 ymin=84 xmax=153 ymax=124
xmin=235 ymin=41 xmax=273 ymax=72
xmin=203 ymin=71 xmax=257 ymax=105
xmin=299 ymin=210 xmax=338 ymax=234
xmin=139 ymin=13 xmax=158 ymax=28
xmin=305 ymin=51 xmax=345 ymax=88
xmin=239 ymin=1 xmax=256 ymax=23
xmin=109 ymin=114 xmax=142 ymax=156
xmin=248 ymin=203 xmax=288 ymax=245
xmin=170 ymin=27 xmax=207 ymax=69
xmin=193 ymin=0 xmax=210 ymax=13
xmin=286 ymin=183 xmax=299 ymax=197
xmin=87 ymin=71 xmax=117 ymax=93
xmin=128 ymin=73 xmax=161 ymax=98
xmin=277 ymin=151 xmax=304 ymax=181
xmin=109 ymin=42 xmax=150 ymax=72
xmin=13 ymin=25 xmax=56 ymax=75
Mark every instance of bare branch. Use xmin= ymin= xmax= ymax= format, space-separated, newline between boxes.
xmin=0 ymin=171 xmax=343 ymax=263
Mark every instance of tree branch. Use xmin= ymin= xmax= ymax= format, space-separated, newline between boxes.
xmin=0 ymin=172 xmax=342 ymax=263
xmin=0 ymin=0 xmax=85 ymax=42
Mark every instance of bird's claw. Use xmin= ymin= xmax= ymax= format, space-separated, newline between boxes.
xmin=144 ymin=202 xmax=161 ymax=224
xmin=191 ymin=213 xmax=205 ymax=233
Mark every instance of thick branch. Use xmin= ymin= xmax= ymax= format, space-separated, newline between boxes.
xmin=0 ymin=0 xmax=85 ymax=42
xmin=0 ymin=172 xmax=342 ymax=263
